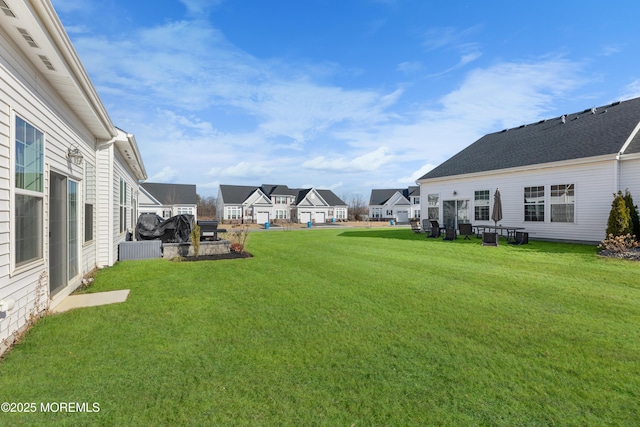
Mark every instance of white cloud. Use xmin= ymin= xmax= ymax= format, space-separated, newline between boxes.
xmin=148 ymin=166 xmax=179 ymax=183
xmin=302 ymin=147 xmax=393 ymax=172
xmin=620 ymin=79 xmax=640 ymax=101
xmin=397 ymin=163 xmax=437 ymax=185
xmin=206 ymin=161 xmax=273 ymax=179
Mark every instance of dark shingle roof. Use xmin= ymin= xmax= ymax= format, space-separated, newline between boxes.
xmin=261 ymin=184 xmax=298 ymax=197
xmin=317 ymin=190 xmax=347 ymax=206
xmin=420 ymin=97 xmax=640 ymax=180
xmin=218 ymin=185 xmax=267 ymax=204
xmin=369 ymin=189 xmax=409 ymax=205
xmin=141 ymin=182 xmax=197 ymax=205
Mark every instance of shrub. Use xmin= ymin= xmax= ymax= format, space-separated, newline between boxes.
xmin=598 ymin=233 xmax=639 ymax=253
xmin=221 ymin=224 xmax=249 ymax=253
xmin=606 ymin=191 xmax=631 ymax=237
xmin=624 ymin=189 xmax=640 ymax=239
xmin=190 ymin=223 xmax=201 ymax=257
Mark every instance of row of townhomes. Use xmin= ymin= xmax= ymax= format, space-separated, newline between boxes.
xmin=217 ymin=184 xmax=347 ymax=224
xmin=417 ymin=97 xmax=640 ymax=243
xmin=368 ymin=186 xmax=420 ymax=222
xmin=139 ymin=182 xmax=198 ymax=220
xmin=1 ymin=0 xmax=147 ymax=353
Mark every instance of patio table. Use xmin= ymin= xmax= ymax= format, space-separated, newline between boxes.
xmin=473 ymin=225 xmax=525 ymax=243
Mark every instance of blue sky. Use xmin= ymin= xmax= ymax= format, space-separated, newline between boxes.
xmin=52 ymin=0 xmax=640 ymax=199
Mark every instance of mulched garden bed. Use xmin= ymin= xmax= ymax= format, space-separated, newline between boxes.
xmin=181 ymin=251 xmax=253 ymax=261
xmin=598 ymin=248 xmax=640 ymax=261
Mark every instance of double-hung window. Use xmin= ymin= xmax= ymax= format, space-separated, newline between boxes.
xmin=474 ymin=190 xmax=490 ymax=221
xmin=119 ymin=178 xmax=127 ymax=233
xmin=524 ymin=186 xmax=545 ymax=222
xmin=15 ymin=116 xmax=44 ymax=267
xmin=427 ymin=194 xmax=439 ymax=220
xmin=551 ymin=184 xmax=575 ymax=222
xmin=84 ymin=163 xmax=95 ymax=242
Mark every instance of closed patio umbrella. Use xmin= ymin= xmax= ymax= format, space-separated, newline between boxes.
xmin=492 ymin=188 xmax=503 ymax=226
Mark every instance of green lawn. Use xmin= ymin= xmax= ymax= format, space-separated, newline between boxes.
xmin=1 ymin=228 xmax=639 ymax=426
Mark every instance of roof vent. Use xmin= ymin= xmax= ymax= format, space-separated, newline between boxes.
xmin=561 ymin=115 xmax=566 ymax=124
xmin=17 ymin=28 xmax=38 ymax=48
xmin=591 ymin=107 xmax=597 ymax=114
xmin=0 ymin=0 xmax=16 ymax=17
xmin=38 ymin=55 xmax=55 ymax=71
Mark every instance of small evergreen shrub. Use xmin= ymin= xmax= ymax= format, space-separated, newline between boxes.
xmin=606 ymin=191 xmax=631 ymax=237
xmin=190 ymin=223 xmax=201 ymax=257
xmin=624 ymin=189 xmax=640 ymax=239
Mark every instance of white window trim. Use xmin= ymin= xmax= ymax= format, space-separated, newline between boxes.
xmin=10 ymin=111 xmax=46 ymax=275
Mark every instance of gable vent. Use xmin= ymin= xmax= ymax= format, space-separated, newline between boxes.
xmin=0 ymin=0 xmax=16 ymax=17
xmin=17 ymin=27 xmax=39 ymax=48
xmin=38 ymin=55 xmax=55 ymax=71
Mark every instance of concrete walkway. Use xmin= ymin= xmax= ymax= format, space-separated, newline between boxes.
xmin=51 ymin=290 xmax=130 ymax=314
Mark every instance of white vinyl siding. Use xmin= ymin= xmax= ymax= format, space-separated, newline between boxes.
xmin=419 ymin=159 xmax=621 ymax=242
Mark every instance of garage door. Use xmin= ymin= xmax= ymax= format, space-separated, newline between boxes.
xmin=397 ymin=211 xmax=409 ymax=222
xmin=315 ymin=212 xmax=326 ymax=223
xmin=299 ymin=212 xmax=311 ymax=223
xmin=256 ymin=211 xmax=270 ymax=224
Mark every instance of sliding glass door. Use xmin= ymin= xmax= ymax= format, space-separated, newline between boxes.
xmin=49 ymin=172 xmax=79 ymax=295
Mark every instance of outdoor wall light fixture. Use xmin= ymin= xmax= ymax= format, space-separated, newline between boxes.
xmin=453 ymin=191 xmax=457 ymax=196
xmin=67 ymin=147 xmax=84 ymax=165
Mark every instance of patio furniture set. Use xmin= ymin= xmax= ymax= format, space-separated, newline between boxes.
xmin=412 ymin=219 xmax=529 ymax=246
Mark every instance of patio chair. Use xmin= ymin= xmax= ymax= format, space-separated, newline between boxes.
xmin=410 ymin=220 xmax=421 ymax=233
xmin=427 ymin=220 xmax=441 ymax=238
xmin=458 ymin=223 xmax=473 ymax=240
xmin=422 ymin=219 xmax=430 ymax=234
xmin=509 ymin=231 xmax=529 ymax=245
xmin=482 ymin=232 xmax=498 ymax=246
xmin=442 ymin=228 xmax=457 ymax=241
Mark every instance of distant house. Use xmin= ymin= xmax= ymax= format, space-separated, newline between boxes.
xmin=1 ymin=0 xmax=147 ymax=354
xmin=217 ymin=184 xmax=347 ymax=224
xmin=416 ymin=97 xmax=640 ymax=242
xmin=368 ymin=187 xmax=420 ymax=222
xmin=139 ymin=182 xmax=198 ymax=220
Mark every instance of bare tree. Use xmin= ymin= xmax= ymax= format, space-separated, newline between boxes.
xmin=342 ymin=192 xmax=368 ymax=221
xmin=197 ymin=194 xmax=217 ymax=219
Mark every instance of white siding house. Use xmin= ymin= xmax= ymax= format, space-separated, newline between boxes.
xmin=139 ymin=182 xmax=198 ymax=220
xmin=217 ymin=184 xmax=347 ymax=224
xmin=369 ymin=186 xmax=420 ymax=222
xmin=0 ymin=0 xmax=147 ymax=355
xmin=417 ymin=98 xmax=640 ymax=243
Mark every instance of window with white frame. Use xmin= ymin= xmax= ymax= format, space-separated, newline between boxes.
xmin=275 ymin=196 xmax=287 ymax=204
xmin=427 ymin=194 xmax=439 ymax=220
xmin=162 ymin=209 xmax=172 ymax=218
xmin=226 ymin=206 xmax=242 ymax=219
xmin=177 ymin=206 xmax=193 ymax=215
xmin=336 ymin=208 xmax=347 ymax=219
xmin=371 ymin=207 xmax=383 ymax=218
xmin=14 ymin=116 xmax=44 ymax=267
xmin=550 ymin=184 xmax=575 ymax=222
xmin=84 ymin=163 xmax=95 ymax=242
xmin=524 ymin=186 xmax=545 ymax=222
xmin=414 ymin=197 xmax=420 ymax=204
xmin=474 ymin=190 xmax=490 ymax=221
xmin=275 ymin=209 xmax=287 ymax=219
xmin=119 ymin=178 xmax=127 ymax=233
